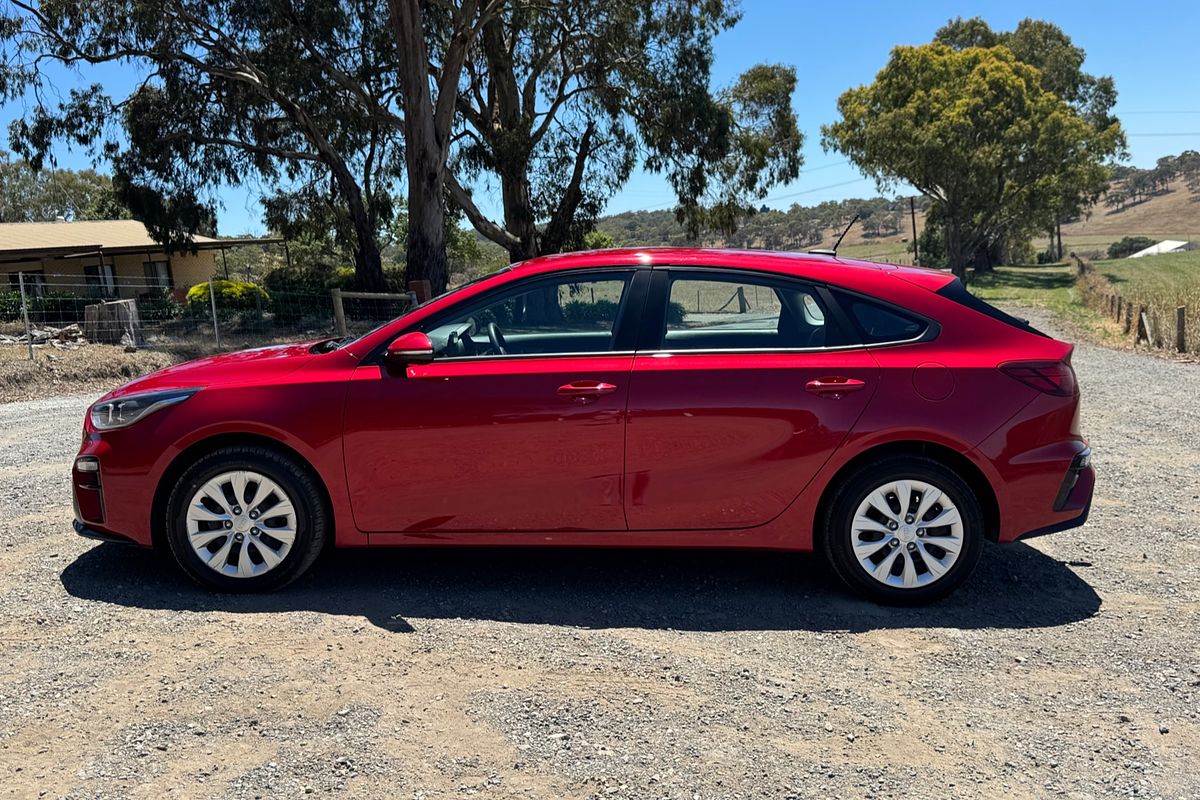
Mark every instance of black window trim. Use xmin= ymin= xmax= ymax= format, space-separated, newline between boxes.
xmin=936 ymin=277 xmax=1048 ymax=338
xmin=635 ymin=264 xmax=940 ymax=354
xmin=827 ymin=284 xmax=941 ymax=348
xmin=371 ymin=266 xmax=648 ymax=365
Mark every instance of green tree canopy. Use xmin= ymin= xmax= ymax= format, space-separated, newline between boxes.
xmin=822 ymin=43 xmax=1121 ymax=277
xmin=417 ymin=0 xmax=803 ymax=262
xmin=934 ymin=17 xmax=1123 ymax=262
xmin=2 ymin=0 xmax=403 ymax=287
xmin=3 ymin=0 xmax=803 ymax=292
xmin=0 ymin=154 xmax=130 ymax=222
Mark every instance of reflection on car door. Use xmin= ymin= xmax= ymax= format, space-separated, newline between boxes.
xmin=624 ymin=269 xmax=878 ymax=531
xmin=342 ymin=269 xmax=645 ymax=533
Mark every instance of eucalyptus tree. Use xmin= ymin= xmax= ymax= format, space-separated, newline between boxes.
xmin=2 ymin=0 xmax=406 ymax=287
xmin=443 ymin=0 xmax=803 ymax=262
xmin=823 ymin=44 xmax=1120 ymax=278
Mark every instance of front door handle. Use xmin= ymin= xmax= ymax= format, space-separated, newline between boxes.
xmin=805 ymin=376 xmax=867 ymax=397
xmin=557 ymin=380 xmax=617 ymax=399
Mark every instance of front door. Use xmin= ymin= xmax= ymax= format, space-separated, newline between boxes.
xmin=343 ymin=269 xmax=643 ymax=533
xmin=624 ymin=270 xmax=878 ymax=531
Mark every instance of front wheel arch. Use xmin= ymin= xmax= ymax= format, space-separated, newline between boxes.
xmin=151 ymin=433 xmax=333 ymax=553
xmin=813 ymin=440 xmax=1000 ymax=549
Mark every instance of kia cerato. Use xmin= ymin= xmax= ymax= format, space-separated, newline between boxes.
xmin=72 ymin=248 xmax=1093 ymax=603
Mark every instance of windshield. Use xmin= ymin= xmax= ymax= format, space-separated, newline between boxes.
xmin=330 ymin=267 xmax=513 ymax=349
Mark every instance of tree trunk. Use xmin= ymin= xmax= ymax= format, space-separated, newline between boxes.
xmin=352 ymin=235 xmax=385 ymax=292
xmin=347 ymin=199 xmax=385 ymax=292
xmin=406 ymin=177 xmax=448 ymax=294
xmin=500 ymin=166 xmax=539 ymax=263
xmin=390 ymin=0 xmax=465 ymax=296
xmin=972 ymin=238 xmax=1001 ymax=273
xmin=1056 ymin=219 xmax=1063 ymax=262
xmin=323 ymin=155 xmax=385 ymax=291
xmin=946 ymin=217 xmax=969 ymax=281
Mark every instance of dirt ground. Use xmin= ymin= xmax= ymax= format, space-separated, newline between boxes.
xmin=0 ymin=344 xmax=173 ymax=403
xmin=1 ymin=308 xmax=1198 ymax=799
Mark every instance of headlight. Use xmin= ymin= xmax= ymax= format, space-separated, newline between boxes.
xmin=89 ymin=388 xmax=201 ymax=431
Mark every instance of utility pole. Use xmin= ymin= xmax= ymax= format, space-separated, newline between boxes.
xmin=909 ymin=197 xmax=920 ymax=265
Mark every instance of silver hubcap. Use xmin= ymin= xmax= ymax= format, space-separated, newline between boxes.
xmin=185 ymin=470 xmax=297 ymax=579
xmin=850 ymin=478 xmax=964 ymax=589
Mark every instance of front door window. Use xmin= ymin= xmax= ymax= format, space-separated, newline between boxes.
xmin=424 ymin=273 xmax=633 ymax=359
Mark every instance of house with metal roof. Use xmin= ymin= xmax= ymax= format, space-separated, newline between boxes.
xmin=0 ymin=219 xmax=279 ymax=299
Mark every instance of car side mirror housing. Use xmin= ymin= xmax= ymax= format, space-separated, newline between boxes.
xmin=384 ymin=332 xmax=434 ymax=373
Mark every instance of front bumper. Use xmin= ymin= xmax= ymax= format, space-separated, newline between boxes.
xmin=73 ymin=519 xmax=140 ymax=545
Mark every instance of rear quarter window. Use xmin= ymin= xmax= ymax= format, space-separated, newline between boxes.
xmin=836 ymin=293 xmax=928 ymax=344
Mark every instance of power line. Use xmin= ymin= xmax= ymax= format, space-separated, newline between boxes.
xmin=758 ymin=176 xmax=874 ymax=205
xmin=640 ymin=160 xmax=855 ymax=211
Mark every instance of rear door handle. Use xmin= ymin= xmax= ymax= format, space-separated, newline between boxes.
xmin=805 ymin=376 xmax=867 ymax=397
xmin=557 ymin=380 xmax=618 ymax=399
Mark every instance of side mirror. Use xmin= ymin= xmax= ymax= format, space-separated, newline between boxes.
xmin=384 ymin=331 xmax=434 ymax=373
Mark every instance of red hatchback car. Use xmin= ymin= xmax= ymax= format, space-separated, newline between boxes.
xmin=73 ymin=248 xmax=1093 ymax=603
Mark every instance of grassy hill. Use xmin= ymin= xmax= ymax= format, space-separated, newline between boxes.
xmin=596 ymin=202 xmax=928 ymax=265
xmin=1053 ymin=187 xmax=1199 ymax=258
xmin=594 ymin=176 xmax=1197 ymax=265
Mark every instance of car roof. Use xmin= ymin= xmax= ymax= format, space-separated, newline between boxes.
xmin=507 ymin=247 xmax=952 ymax=289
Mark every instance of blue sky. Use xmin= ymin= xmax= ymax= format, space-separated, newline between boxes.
xmin=3 ymin=0 xmax=1198 ymax=235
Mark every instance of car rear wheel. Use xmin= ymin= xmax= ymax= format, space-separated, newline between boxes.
xmin=822 ymin=456 xmax=984 ymax=604
xmin=164 ymin=446 xmax=327 ymax=592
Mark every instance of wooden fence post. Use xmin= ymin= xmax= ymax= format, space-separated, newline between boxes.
xmin=1178 ymin=306 xmax=1188 ymax=353
xmin=1123 ymin=302 xmax=1132 ymax=333
xmin=1136 ymin=305 xmax=1151 ymax=345
xmin=331 ymin=288 xmax=347 ymax=337
xmin=1116 ymin=298 xmax=1123 ymax=322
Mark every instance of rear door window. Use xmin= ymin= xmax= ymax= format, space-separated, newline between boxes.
xmin=660 ymin=273 xmax=844 ymax=351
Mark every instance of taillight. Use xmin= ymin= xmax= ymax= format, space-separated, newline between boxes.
xmin=1000 ymin=360 xmax=1076 ymax=396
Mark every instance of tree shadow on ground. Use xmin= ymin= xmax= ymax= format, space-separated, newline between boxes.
xmin=61 ymin=540 xmax=1100 ymax=634
xmin=973 ymin=269 xmax=1075 ymax=291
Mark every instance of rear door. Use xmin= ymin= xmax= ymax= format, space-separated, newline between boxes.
xmin=624 ymin=268 xmax=879 ymax=531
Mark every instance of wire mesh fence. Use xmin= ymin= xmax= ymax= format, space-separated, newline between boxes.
xmin=0 ymin=272 xmax=418 ymax=360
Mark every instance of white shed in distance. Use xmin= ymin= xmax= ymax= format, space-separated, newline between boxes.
xmin=1128 ymin=240 xmax=1195 ymax=258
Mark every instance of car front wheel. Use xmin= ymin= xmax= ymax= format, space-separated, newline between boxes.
xmin=164 ymin=446 xmax=327 ymax=592
xmin=823 ymin=456 xmax=984 ymax=604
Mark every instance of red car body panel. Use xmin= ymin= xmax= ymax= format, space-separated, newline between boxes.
xmin=343 ymin=355 xmax=631 ymax=532
xmin=624 ymin=349 xmax=879 ymax=530
xmin=73 ymin=248 xmax=1093 ymax=553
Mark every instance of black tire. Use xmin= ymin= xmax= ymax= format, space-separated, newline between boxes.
xmin=164 ymin=445 xmax=328 ymax=592
xmin=821 ymin=456 xmax=984 ymax=605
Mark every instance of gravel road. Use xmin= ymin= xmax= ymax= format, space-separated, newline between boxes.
xmin=1 ymin=308 xmax=1198 ymax=799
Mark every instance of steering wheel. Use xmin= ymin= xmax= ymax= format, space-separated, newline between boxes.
xmin=486 ymin=322 xmax=508 ymax=355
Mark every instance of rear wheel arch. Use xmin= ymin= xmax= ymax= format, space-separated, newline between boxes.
xmin=814 ymin=440 xmax=1000 ymax=545
xmin=151 ymin=433 xmax=333 ymax=552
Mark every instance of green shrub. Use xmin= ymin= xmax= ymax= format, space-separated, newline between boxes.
xmin=137 ymin=290 xmax=184 ymax=323
xmin=264 ymin=265 xmax=408 ymax=294
xmin=186 ymin=280 xmax=270 ymax=313
xmin=1107 ymin=236 xmax=1157 ymax=260
xmin=666 ymin=301 xmax=687 ymax=325
xmin=562 ymin=299 xmax=619 ymax=322
xmin=30 ymin=292 xmax=96 ymax=326
xmin=0 ymin=291 xmax=22 ymax=321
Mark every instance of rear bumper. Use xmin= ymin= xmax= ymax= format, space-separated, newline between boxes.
xmin=1014 ymin=452 xmax=1095 ymax=541
xmin=1017 ymin=495 xmax=1091 ymax=540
